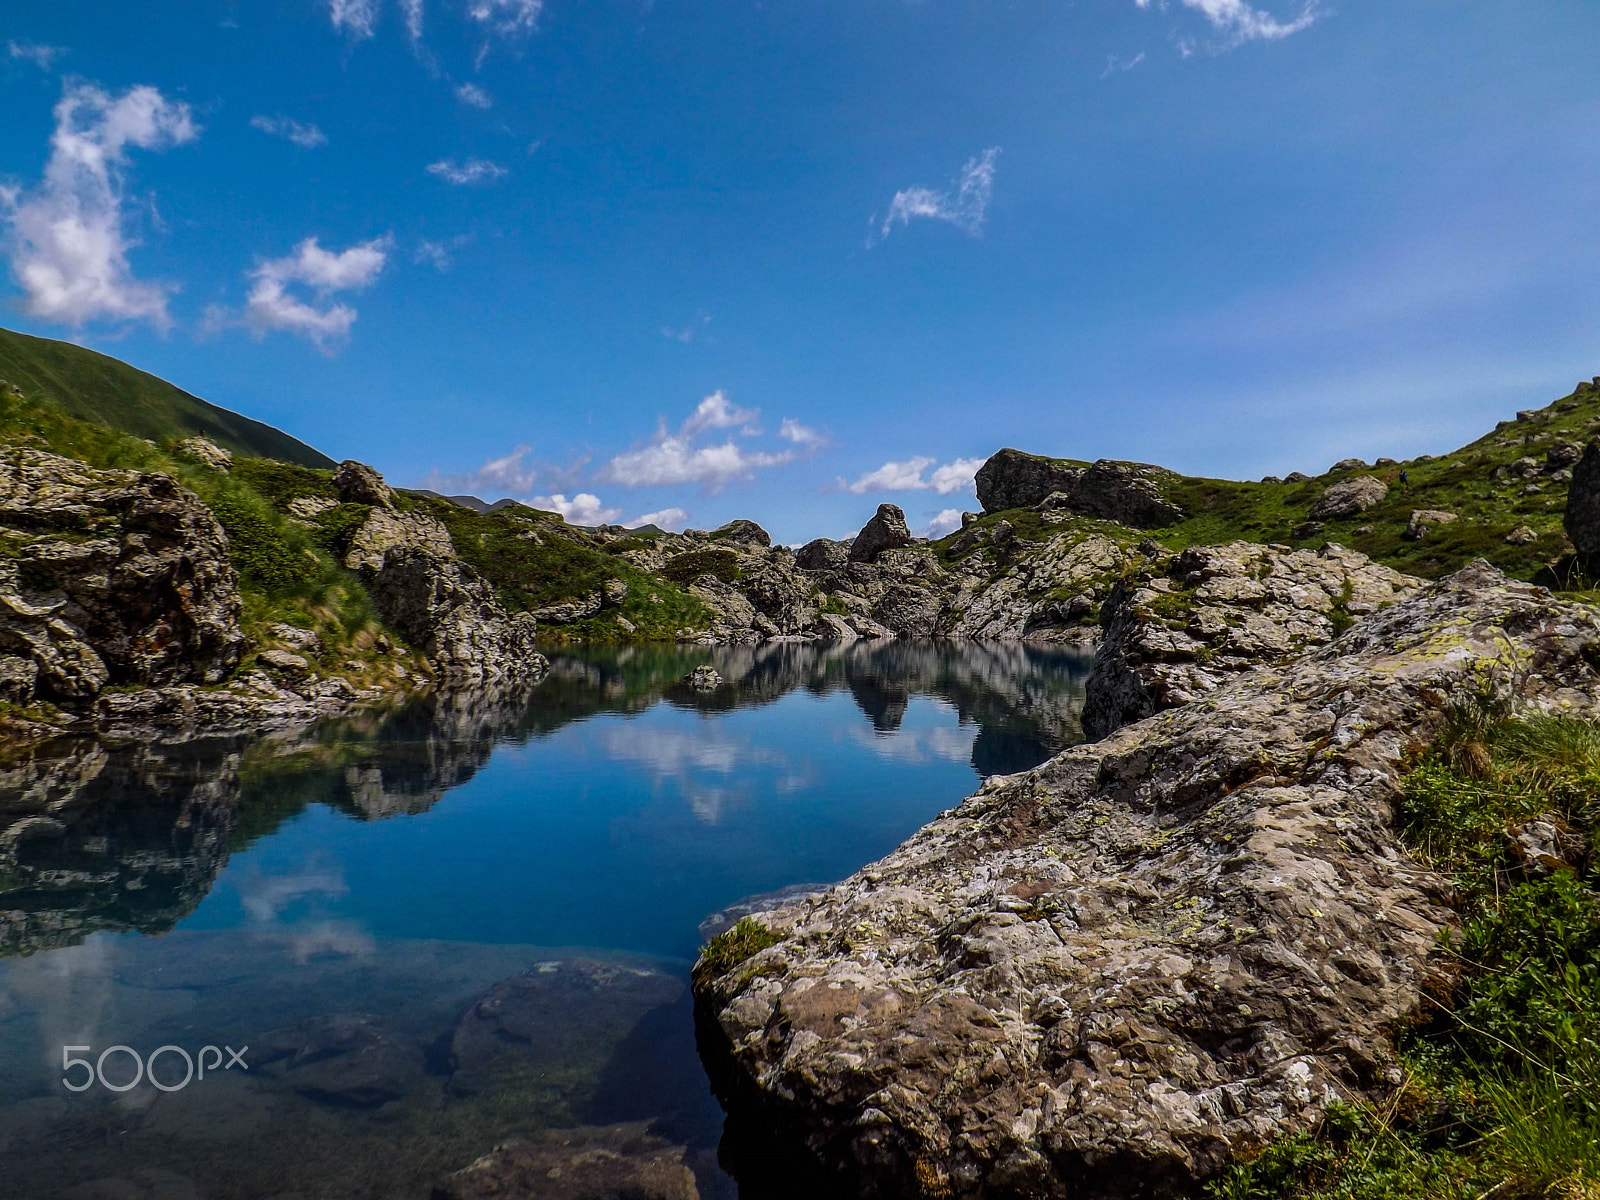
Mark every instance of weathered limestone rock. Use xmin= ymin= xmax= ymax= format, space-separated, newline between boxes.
xmin=942 ymin=531 xmax=1132 ymax=641
xmin=850 ymin=504 xmax=913 ymax=563
xmin=714 ymin=518 xmax=773 ymax=549
xmin=0 ymin=448 xmax=244 ymax=700
xmin=1505 ymin=524 xmax=1538 ymax=545
xmin=1307 ymin=475 xmax=1388 ymax=520
xmin=173 ymin=435 xmax=232 ymax=473
xmin=695 ymin=562 xmax=1600 ymax=1199
xmin=531 ymin=592 xmax=604 ymax=623
xmin=1082 ymin=541 xmax=1420 ymax=739
xmin=1404 ymin=509 xmax=1457 ymax=541
xmin=365 ymin=548 xmax=545 ymax=683
xmin=435 ymin=1124 xmax=700 ymax=1200
xmin=1563 ymin=440 xmax=1600 ymax=554
xmin=796 ymin=538 xmax=849 ymax=571
xmin=335 ymin=458 xmax=395 ymax=507
xmin=342 ymin=506 xmax=455 ymax=572
xmin=975 ymin=449 xmax=1085 ymax=513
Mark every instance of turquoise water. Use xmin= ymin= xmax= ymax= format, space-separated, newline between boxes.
xmin=0 ymin=641 xmax=1089 ymax=1199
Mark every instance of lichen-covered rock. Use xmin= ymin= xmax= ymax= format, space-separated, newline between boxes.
xmin=334 ymin=458 xmax=395 ymax=508
xmin=342 ymin=506 xmax=455 ymax=572
xmin=0 ymin=448 xmax=244 ymax=700
xmin=1082 ymin=541 xmax=1420 ymax=739
xmin=695 ymin=562 xmax=1600 ymax=1199
xmin=713 ymin=518 xmax=773 ymax=549
xmin=1307 ymin=475 xmax=1388 ymax=520
xmin=173 ymin=435 xmax=232 ymax=473
xmin=1404 ymin=509 xmax=1457 ymax=541
xmin=942 ymin=531 xmax=1132 ymax=641
xmin=796 ymin=538 xmax=849 ymax=571
xmin=850 ymin=504 xmax=913 ymax=563
xmin=365 ymin=547 xmax=545 ymax=683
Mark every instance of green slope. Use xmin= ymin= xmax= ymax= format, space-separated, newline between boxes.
xmin=0 ymin=326 xmax=335 ymax=468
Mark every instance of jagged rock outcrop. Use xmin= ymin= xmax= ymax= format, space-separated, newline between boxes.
xmin=365 ymin=547 xmax=545 ymax=683
xmin=0 ymin=448 xmax=244 ymax=703
xmin=941 ymin=531 xmax=1132 ymax=642
xmin=975 ymin=450 xmax=1185 ymax=529
xmin=173 ymin=435 xmax=232 ymax=472
xmin=335 ymin=458 xmax=395 ymax=507
xmin=695 ymin=563 xmax=1598 ymax=1199
xmin=796 ymin=538 xmax=849 ymax=571
xmin=1307 ymin=475 xmax=1388 ymax=520
xmin=1563 ymin=439 xmax=1600 ymax=554
xmin=850 ymin=504 xmax=913 ymax=564
xmin=714 ymin=518 xmax=773 ymax=549
xmin=343 ymin=506 xmax=455 ymax=572
xmin=1082 ymin=541 xmax=1420 ymax=739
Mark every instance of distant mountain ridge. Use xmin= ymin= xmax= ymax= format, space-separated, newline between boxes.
xmin=0 ymin=327 xmax=335 ymax=469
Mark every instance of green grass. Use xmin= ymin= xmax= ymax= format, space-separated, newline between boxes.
xmin=696 ymin=917 xmax=783 ymax=981
xmin=1208 ymin=703 xmax=1600 ymax=1200
xmin=660 ymin=548 xmax=742 ymax=586
xmin=0 ymin=325 xmax=334 ymax=467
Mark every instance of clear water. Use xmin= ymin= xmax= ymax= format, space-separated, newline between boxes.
xmin=0 ymin=641 xmax=1089 ymax=1200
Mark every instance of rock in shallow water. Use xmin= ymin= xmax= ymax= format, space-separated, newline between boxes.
xmin=694 ymin=561 xmax=1600 ymax=1199
xmin=433 ymin=1123 xmax=700 ymax=1200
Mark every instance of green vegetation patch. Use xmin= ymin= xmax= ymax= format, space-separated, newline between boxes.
xmin=661 ymin=548 xmax=742 ymax=586
xmin=696 ymin=917 xmax=783 ymax=980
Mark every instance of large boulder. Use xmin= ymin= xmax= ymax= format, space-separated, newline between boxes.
xmin=365 ymin=548 xmax=544 ymax=683
xmin=696 ymin=563 xmax=1587 ymax=1199
xmin=0 ymin=448 xmax=245 ymax=701
xmin=335 ymin=458 xmax=395 ymax=508
xmin=1563 ymin=439 xmax=1600 ymax=554
xmin=343 ymin=506 xmax=456 ymax=572
xmin=974 ymin=449 xmax=1084 ymax=513
xmin=712 ymin=518 xmax=772 ymax=549
xmin=1308 ymin=475 xmax=1388 ymax=520
xmin=796 ymin=538 xmax=849 ymax=571
xmin=1081 ymin=541 xmax=1422 ymax=739
xmin=849 ymin=504 xmax=913 ymax=563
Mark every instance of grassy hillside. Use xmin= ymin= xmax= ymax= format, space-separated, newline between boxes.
xmin=0 ymin=326 xmax=334 ymax=469
xmin=957 ymin=379 xmax=1600 ymax=582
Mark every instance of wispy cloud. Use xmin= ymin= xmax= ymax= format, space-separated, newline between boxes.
xmin=2 ymin=82 xmax=198 ymax=329
xmin=328 ymin=0 xmax=381 ymax=39
xmin=400 ymin=0 xmax=425 ymax=42
xmin=847 ymin=456 xmax=982 ymax=495
xmin=629 ymin=507 xmax=689 ymax=532
xmin=1101 ymin=51 xmax=1146 ymax=77
xmin=243 ymin=235 xmax=390 ymax=351
xmin=426 ymin=157 xmax=507 ymax=185
xmin=598 ymin=391 xmax=798 ymax=491
xmin=7 ymin=40 xmax=66 ymax=69
xmin=468 ymin=0 xmax=542 ymax=38
xmin=661 ymin=314 xmax=711 ymax=343
xmin=1139 ymin=0 xmax=1318 ymax=47
xmin=250 ymin=114 xmax=327 ymax=148
xmin=413 ymin=234 xmax=471 ymax=270
xmin=533 ymin=492 xmax=620 ymax=526
xmin=778 ymin=418 xmax=826 ymax=450
xmin=423 ymin=444 xmax=539 ymax=496
xmin=874 ymin=147 xmax=1000 ymax=244
xmin=455 ymin=81 xmax=492 ymax=109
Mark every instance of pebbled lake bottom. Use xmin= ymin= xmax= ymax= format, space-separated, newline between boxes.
xmin=0 ymin=641 xmax=1090 ymax=1200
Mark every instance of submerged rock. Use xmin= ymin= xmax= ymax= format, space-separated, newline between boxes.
xmin=434 ymin=1123 xmax=700 ymax=1200
xmin=255 ymin=1013 xmax=427 ymax=1109
xmin=695 ymin=562 xmax=1596 ymax=1199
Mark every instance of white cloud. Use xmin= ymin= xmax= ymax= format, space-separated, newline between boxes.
xmin=630 ymin=507 xmax=690 ymax=532
xmin=426 ymin=157 xmax=507 ymax=185
xmin=1101 ymin=51 xmax=1146 ymax=77
xmin=778 ymin=418 xmax=826 ymax=450
xmin=602 ymin=439 xmax=793 ymax=491
xmin=250 ymin=114 xmax=327 ymax=148
xmin=2 ymin=82 xmax=198 ymax=329
xmin=414 ymin=235 xmax=471 ymax=270
xmin=1146 ymin=0 xmax=1318 ymax=46
xmin=532 ymin=492 xmax=620 ymax=526
xmin=400 ymin=0 xmax=425 ymax=42
xmin=7 ymin=40 xmax=66 ymax=69
xmin=682 ymin=389 xmax=759 ymax=437
xmin=876 ymin=147 xmax=1000 ymax=243
xmin=328 ymin=0 xmax=380 ymax=38
xmin=244 ymin=236 xmax=389 ymax=350
xmin=455 ymin=82 xmax=492 ymax=109
xmin=924 ymin=508 xmax=964 ymax=538
xmin=661 ymin=314 xmax=711 ymax=342
xmin=847 ymin=455 xmax=982 ymax=495
xmin=423 ymin=444 xmax=538 ymax=497
xmin=468 ymin=0 xmax=542 ymax=37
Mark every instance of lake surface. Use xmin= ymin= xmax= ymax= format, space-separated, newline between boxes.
xmin=0 ymin=641 xmax=1090 ymax=1200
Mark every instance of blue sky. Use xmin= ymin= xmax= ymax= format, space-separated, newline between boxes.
xmin=2 ymin=2 xmax=1599 ymax=543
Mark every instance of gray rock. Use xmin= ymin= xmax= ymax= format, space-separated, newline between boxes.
xmin=974 ymin=448 xmax=1085 ymax=512
xmin=258 ymin=648 xmax=310 ymax=675
xmin=268 ymin=623 xmax=323 ymax=656
xmin=796 ymin=538 xmax=849 ymax=571
xmin=174 ymin=435 xmax=232 ymax=473
xmin=1329 ymin=457 xmax=1368 ymax=471
xmin=712 ymin=518 xmax=772 ymax=548
xmin=531 ymin=592 xmax=604 ymax=623
xmin=1509 ymin=455 xmax=1544 ymax=480
xmin=849 ymin=504 xmax=913 ymax=563
xmin=1504 ymin=524 xmax=1539 ymax=545
xmin=366 ymin=548 xmax=546 ymax=683
xmin=1547 ymin=440 xmax=1584 ymax=470
xmin=1564 ymin=440 xmax=1600 ymax=554
xmin=683 ymin=665 xmax=723 ymax=691
xmin=334 ymin=459 xmax=395 ymax=508
xmin=1307 ymin=475 xmax=1388 ymax=520
xmin=343 ymin=507 xmax=455 ymax=572
xmin=696 ymin=561 xmax=1600 ymax=1199
xmin=256 ymin=1013 xmax=425 ymax=1109
xmin=435 ymin=1123 xmax=700 ymax=1200
xmin=1404 ymin=509 xmax=1457 ymax=541
xmin=1284 ymin=471 xmax=1310 ymax=482
xmin=603 ymin=578 xmax=629 ymax=607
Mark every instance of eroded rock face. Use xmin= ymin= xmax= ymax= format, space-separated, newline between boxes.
xmin=173 ymin=435 xmax=232 ymax=473
xmin=796 ymin=538 xmax=849 ymax=571
xmin=696 ymin=563 xmax=1588 ymax=1199
xmin=975 ymin=450 xmax=1184 ymax=529
xmin=0 ymin=448 xmax=245 ymax=701
xmin=1563 ymin=440 xmax=1600 ymax=555
xmin=1082 ymin=541 xmax=1421 ymax=740
xmin=1307 ymin=475 xmax=1388 ymax=520
xmin=343 ymin=506 xmax=455 ymax=572
xmin=975 ymin=449 xmax=1085 ymax=513
xmin=850 ymin=504 xmax=913 ymax=563
xmin=335 ymin=458 xmax=395 ymax=508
